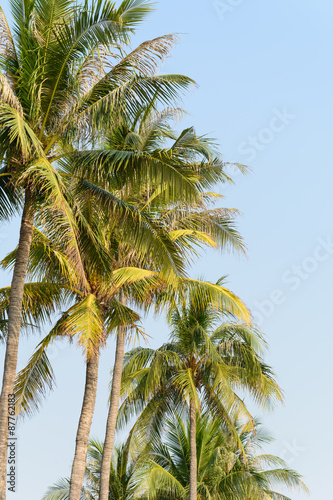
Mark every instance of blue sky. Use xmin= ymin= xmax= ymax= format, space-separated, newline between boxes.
xmin=0 ymin=0 xmax=332 ymax=498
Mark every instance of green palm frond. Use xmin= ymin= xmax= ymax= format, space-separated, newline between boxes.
xmin=75 ymin=73 xmax=195 ymax=136
xmin=115 ymin=0 xmax=153 ymax=28
xmin=1 ymin=227 xmax=80 ymax=285
xmin=256 ymin=468 xmax=309 ymax=493
xmin=14 ymin=331 xmax=59 ymax=418
xmin=172 ymin=369 xmax=200 ymax=408
xmin=211 ymin=322 xmax=266 ymax=355
xmin=39 ymin=0 xmax=137 ymax=131
xmin=42 ymin=477 xmax=71 ymax=500
xmin=144 ymin=462 xmax=186 ymax=499
xmin=41 ymin=476 xmax=92 ymax=499
xmin=103 ymin=298 xmax=142 ymax=335
xmin=169 ymin=229 xmax=217 ymax=249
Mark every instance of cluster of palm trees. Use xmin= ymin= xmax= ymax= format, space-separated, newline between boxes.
xmin=0 ymin=1 xmax=307 ymax=499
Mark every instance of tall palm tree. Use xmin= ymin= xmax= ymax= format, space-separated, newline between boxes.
xmin=0 ymin=1 xmax=195 ymax=493
xmin=140 ymin=412 xmax=308 ymax=500
xmin=119 ymin=299 xmax=282 ymax=500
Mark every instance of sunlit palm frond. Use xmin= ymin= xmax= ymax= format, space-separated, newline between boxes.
xmin=161 ymin=277 xmax=251 ymax=324
xmin=52 ymin=294 xmax=103 ymax=358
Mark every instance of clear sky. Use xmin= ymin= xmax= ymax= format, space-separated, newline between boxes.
xmin=0 ymin=1 xmax=332 ymax=498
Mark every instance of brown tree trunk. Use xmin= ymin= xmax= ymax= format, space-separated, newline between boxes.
xmin=0 ymin=190 xmax=33 ymax=500
xmin=68 ymin=347 xmax=100 ymax=500
xmin=189 ymin=401 xmax=197 ymax=500
xmin=99 ymin=323 xmax=126 ymax=500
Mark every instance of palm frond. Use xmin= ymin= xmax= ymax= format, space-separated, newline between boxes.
xmin=14 ymin=331 xmax=58 ymax=418
xmin=0 ymin=282 xmax=72 ymax=327
xmin=161 ymin=277 xmax=251 ymax=324
xmin=0 ymin=104 xmax=42 ymax=158
xmin=52 ymin=294 xmax=103 ymax=358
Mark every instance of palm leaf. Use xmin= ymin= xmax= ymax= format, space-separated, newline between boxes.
xmin=14 ymin=331 xmax=58 ymax=418
xmin=53 ymin=294 xmax=103 ymax=357
xmin=0 ymin=104 xmax=43 ymax=158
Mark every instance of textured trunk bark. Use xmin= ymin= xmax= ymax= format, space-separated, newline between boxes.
xmin=0 ymin=190 xmax=33 ymax=500
xmin=99 ymin=323 xmax=126 ymax=500
xmin=189 ymin=401 xmax=197 ymax=500
xmin=68 ymin=347 xmax=100 ymax=500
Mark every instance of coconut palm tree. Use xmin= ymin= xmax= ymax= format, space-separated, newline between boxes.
xmin=118 ymin=299 xmax=283 ymax=500
xmin=0 ymin=1 xmax=195 ymax=492
xmin=140 ymin=411 xmax=308 ymax=500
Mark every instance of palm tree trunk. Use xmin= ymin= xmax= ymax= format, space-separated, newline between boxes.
xmin=99 ymin=323 xmax=126 ymax=500
xmin=0 ymin=190 xmax=33 ymax=500
xmin=69 ymin=347 xmax=100 ymax=500
xmin=189 ymin=401 xmax=197 ymax=500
